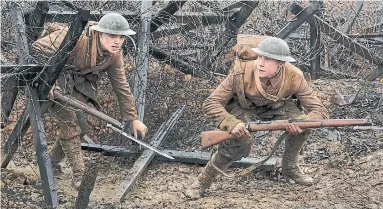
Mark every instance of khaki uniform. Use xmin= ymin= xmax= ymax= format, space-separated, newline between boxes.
xmin=185 ymin=36 xmax=329 ymax=199
xmin=33 ymin=22 xmax=138 ymax=139
xmin=32 ymin=22 xmax=138 ymax=189
xmin=203 ymin=59 xmax=329 ymax=160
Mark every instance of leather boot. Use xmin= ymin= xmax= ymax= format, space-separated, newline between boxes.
xmin=282 ymin=131 xmax=313 ymax=186
xmin=49 ymin=139 xmax=65 ymax=173
xmin=60 ymin=137 xmax=85 ymax=190
xmin=184 ymin=152 xmax=234 ymax=199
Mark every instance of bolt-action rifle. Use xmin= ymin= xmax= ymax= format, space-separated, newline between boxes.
xmin=201 ymin=118 xmax=372 ymax=149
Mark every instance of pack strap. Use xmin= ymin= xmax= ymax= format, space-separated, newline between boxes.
xmin=233 ymin=57 xmax=253 ymax=109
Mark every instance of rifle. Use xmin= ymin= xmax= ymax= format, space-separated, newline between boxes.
xmin=201 ymin=118 xmax=372 ymax=149
xmin=52 ymin=90 xmax=174 ymax=159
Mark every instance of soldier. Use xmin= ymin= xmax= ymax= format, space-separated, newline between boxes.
xmin=32 ymin=13 xmax=148 ymax=189
xmin=185 ymin=36 xmax=329 ymax=199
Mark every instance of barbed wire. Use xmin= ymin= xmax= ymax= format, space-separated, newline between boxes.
xmin=1 ymin=0 xmax=382 ymax=166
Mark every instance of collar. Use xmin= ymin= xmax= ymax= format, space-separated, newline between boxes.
xmin=259 ymin=65 xmax=284 ymax=88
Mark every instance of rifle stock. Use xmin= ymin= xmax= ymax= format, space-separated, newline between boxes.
xmin=200 ymin=119 xmax=372 ymax=149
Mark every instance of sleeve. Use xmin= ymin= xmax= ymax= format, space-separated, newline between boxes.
xmin=295 ymin=77 xmax=330 ymax=120
xmin=202 ymin=73 xmax=242 ymax=132
xmin=106 ymin=53 xmax=138 ymax=121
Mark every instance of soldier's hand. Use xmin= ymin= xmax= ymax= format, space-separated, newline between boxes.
xmin=132 ymin=119 xmax=148 ymax=139
xmin=286 ymin=123 xmax=303 ymax=135
xmin=230 ymin=122 xmax=251 ymax=139
xmin=48 ymin=84 xmax=62 ymax=100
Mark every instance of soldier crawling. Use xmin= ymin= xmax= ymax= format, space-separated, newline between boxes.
xmin=185 ymin=36 xmax=329 ymax=199
xmin=32 ymin=13 xmax=148 ymax=189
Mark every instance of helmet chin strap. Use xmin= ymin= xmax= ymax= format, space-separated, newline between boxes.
xmin=126 ymin=35 xmax=137 ymax=52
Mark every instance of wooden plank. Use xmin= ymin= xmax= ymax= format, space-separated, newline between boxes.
xmin=118 ymin=106 xmax=186 ymax=201
xmin=81 ymin=143 xmax=141 ymax=157
xmin=1 ymin=76 xmax=18 ymax=128
xmin=27 ymin=87 xmax=58 ymax=207
xmin=133 ymin=0 xmax=153 ymax=121
xmin=1 ymin=108 xmax=30 ymax=168
xmin=151 ymin=1 xmax=187 ymax=32
xmin=81 ymin=143 xmax=276 ymax=170
xmin=155 ymin=150 xmax=276 ymax=171
xmin=152 ymin=9 xmax=238 ymax=39
xmin=276 ymin=2 xmax=319 ymax=39
xmin=149 ymin=45 xmax=205 ymax=78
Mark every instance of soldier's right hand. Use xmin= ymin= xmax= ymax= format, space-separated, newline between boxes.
xmin=48 ymin=84 xmax=62 ymax=100
xmin=230 ymin=122 xmax=251 ymax=139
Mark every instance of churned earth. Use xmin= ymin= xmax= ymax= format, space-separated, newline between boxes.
xmin=1 ymin=62 xmax=382 ymax=208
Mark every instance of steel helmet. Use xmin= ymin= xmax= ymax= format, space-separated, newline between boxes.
xmin=90 ymin=13 xmax=136 ymax=36
xmin=251 ymin=37 xmax=296 ymax=62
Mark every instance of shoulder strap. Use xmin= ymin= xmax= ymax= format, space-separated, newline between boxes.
xmin=232 ymin=57 xmax=253 ymax=109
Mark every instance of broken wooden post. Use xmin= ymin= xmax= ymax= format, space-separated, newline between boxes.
xmin=1 ymin=10 xmax=90 ymax=168
xmin=118 ymin=105 xmax=186 ymax=201
xmin=150 ymin=1 xmax=187 ymax=32
xmin=202 ymin=1 xmax=259 ymax=69
xmin=26 ymin=87 xmax=58 ymax=207
xmin=134 ymin=0 xmax=153 ymax=121
xmin=290 ymin=3 xmax=383 ymax=81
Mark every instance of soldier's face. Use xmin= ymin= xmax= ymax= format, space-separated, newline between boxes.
xmin=256 ymin=55 xmax=282 ymax=78
xmin=99 ymin=33 xmax=125 ymax=54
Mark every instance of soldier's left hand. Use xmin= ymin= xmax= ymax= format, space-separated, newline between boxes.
xmin=132 ymin=119 xmax=148 ymax=139
xmin=286 ymin=123 xmax=303 ymax=135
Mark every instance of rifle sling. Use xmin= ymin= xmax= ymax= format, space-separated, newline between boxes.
xmin=211 ymin=131 xmax=291 ymax=179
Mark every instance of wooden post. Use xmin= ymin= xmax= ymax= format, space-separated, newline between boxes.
xmin=151 ymin=1 xmax=186 ymax=32
xmin=134 ymin=0 xmax=153 ymax=121
xmin=309 ymin=0 xmax=323 ymax=79
xmin=27 ymin=87 xmax=58 ymax=207
xmin=118 ymin=106 xmax=185 ymax=201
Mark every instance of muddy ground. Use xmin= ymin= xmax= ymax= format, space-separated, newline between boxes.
xmin=1 ymin=1 xmax=383 ymax=208
xmin=1 ymin=62 xmax=382 ymax=208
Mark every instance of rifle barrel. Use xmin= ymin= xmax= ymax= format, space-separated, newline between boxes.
xmin=53 ymin=90 xmax=122 ymax=128
xmin=248 ymin=119 xmax=371 ymax=131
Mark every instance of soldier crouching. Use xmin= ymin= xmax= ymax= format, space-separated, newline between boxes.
xmin=32 ymin=13 xmax=148 ymax=190
xmin=185 ymin=36 xmax=329 ymax=199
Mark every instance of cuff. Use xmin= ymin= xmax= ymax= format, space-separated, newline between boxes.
xmin=218 ymin=115 xmax=242 ymax=132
